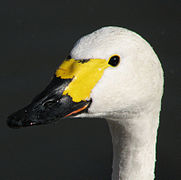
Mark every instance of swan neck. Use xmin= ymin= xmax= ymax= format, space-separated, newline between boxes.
xmin=107 ymin=112 xmax=159 ymax=180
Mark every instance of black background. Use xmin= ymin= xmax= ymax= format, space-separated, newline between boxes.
xmin=1 ymin=0 xmax=181 ymax=179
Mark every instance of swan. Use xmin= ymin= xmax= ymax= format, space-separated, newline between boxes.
xmin=7 ymin=26 xmax=164 ymax=180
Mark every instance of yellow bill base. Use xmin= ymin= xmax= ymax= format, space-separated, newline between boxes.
xmin=55 ymin=58 xmax=110 ymax=102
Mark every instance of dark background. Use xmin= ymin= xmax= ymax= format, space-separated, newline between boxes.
xmin=1 ymin=0 xmax=180 ymax=179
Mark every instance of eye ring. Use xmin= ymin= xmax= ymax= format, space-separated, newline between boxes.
xmin=108 ymin=55 xmax=120 ymax=67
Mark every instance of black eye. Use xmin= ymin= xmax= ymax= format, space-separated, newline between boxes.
xmin=108 ymin=55 xmax=120 ymax=67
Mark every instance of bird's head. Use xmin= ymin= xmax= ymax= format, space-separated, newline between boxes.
xmin=7 ymin=26 xmax=163 ymax=128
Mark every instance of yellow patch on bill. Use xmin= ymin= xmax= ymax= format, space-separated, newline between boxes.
xmin=56 ymin=58 xmax=110 ymax=102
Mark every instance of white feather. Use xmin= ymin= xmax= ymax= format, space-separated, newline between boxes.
xmin=71 ymin=26 xmax=164 ymax=180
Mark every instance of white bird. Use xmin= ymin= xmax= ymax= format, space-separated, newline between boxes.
xmin=8 ymin=26 xmax=164 ymax=180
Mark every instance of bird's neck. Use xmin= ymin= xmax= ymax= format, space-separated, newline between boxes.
xmin=106 ymin=110 xmax=160 ymax=180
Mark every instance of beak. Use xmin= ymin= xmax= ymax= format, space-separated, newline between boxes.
xmin=7 ymin=58 xmax=109 ymax=128
xmin=7 ymin=76 xmax=91 ymax=128
xmin=7 ymin=75 xmax=92 ymax=128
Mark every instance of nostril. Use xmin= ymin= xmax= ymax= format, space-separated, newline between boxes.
xmin=44 ymin=101 xmax=53 ymax=107
xmin=43 ymin=99 xmax=59 ymax=108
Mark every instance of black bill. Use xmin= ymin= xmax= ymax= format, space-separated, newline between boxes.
xmin=7 ymin=75 xmax=92 ymax=128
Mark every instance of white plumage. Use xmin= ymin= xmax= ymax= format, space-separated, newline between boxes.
xmin=71 ymin=26 xmax=164 ymax=180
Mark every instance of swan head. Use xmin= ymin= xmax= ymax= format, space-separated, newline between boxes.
xmin=7 ymin=26 xmax=163 ymax=127
xmin=71 ymin=27 xmax=164 ymax=118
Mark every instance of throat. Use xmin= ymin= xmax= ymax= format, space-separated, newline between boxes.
xmin=106 ymin=112 xmax=159 ymax=180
